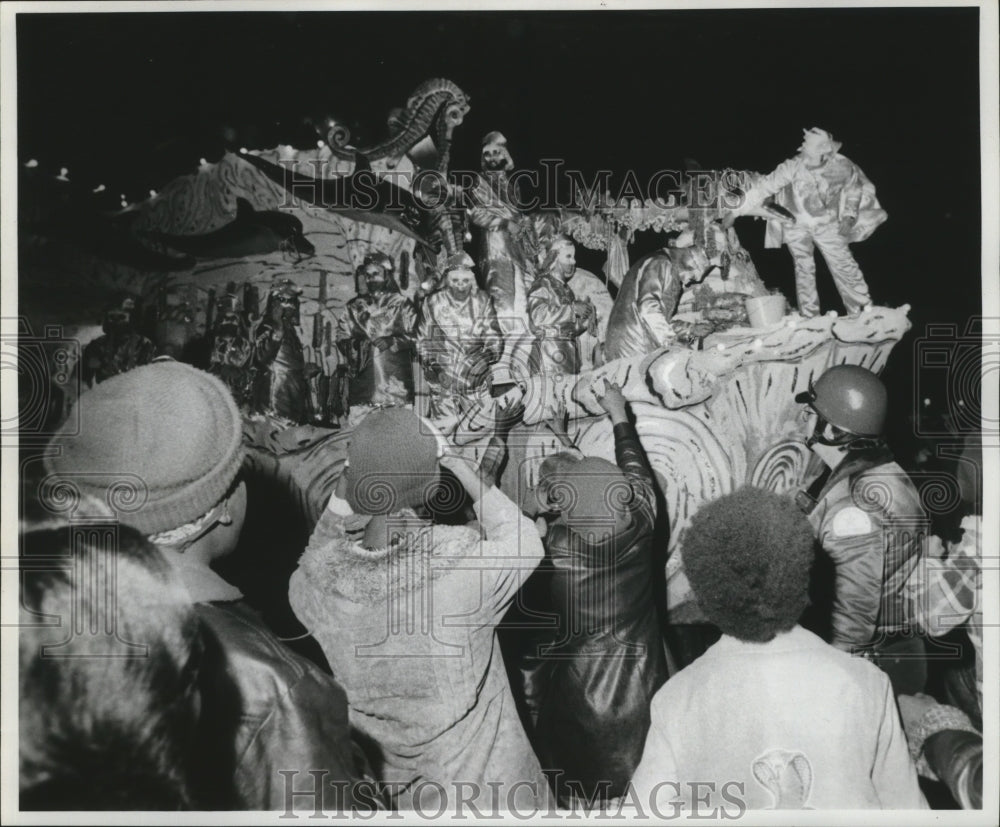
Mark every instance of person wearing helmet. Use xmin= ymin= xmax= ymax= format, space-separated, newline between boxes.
xmin=743 ymin=128 xmax=887 ymax=318
xmin=794 ymin=364 xmax=928 ymax=694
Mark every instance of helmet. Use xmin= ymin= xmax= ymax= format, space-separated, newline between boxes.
xmin=795 ymin=364 xmax=887 ymax=438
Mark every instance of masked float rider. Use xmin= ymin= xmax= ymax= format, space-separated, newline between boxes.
xmin=336 ymin=252 xmax=418 ymax=409
xmin=252 ymin=280 xmax=317 ymax=425
xmin=557 ymin=236 xmax=614 ymax=371
xmin=603 ymin=229 xmax=722 ymax=361
xmin=82 ymin=294 xmax=156 ymax=388
xmin=526 ymin=235 xmax=597 ymax=378
xmin=466 ymin=131 xmax=534 ymax=382
xmin=746 ymin=127 xmax=887 ymax=317
xmin=417 ymin=252 xmax=503 ymax=419
xmin=471 ymin=132 xmax=524 ymax=323
xmin=795 ymin=364 xmax=928 ymax=695
xmin=208 ymin=292 xmax=256 ymax=409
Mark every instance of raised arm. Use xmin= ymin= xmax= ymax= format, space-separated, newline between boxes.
xmin=595 ymin=379 xmax=657 ymax=532
xmin=438 ymin=454 xmax=544 ymax=611
xmin=745 ymin=156 xmax=800 ymax=207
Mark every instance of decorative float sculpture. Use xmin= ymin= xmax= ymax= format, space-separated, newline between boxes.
xmin=19 ymin=78 xmax=471 ymax=423
xmin=741 ymin=127 xmax=887 ymax=318
xmin=447 ymin=304 xmax=912 ymax=621
xmin=19 ymin=89 xmax=911 ymax=625
xmin=445 ymin=163 xmax=907 ymax=622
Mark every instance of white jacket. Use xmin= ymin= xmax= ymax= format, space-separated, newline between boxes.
xmin=631 ymin=626 xmax=927 ymax=811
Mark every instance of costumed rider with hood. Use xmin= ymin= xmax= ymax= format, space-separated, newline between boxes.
xmin=335 ymin=251 xmax=418 ymax=411
xmin=468 ymin=131 xmax=526 ymax=330
xmin=795 ymin=364 xmax=928 ymax=695
xmin=466 ymin=130 xmax=534 ymax=384
xmin=208 ymin=291 xmax=256 ymax=409
xmin=603 ymin=228 xmax=722 ymax=361
xmin=526 ymin=234 xmax=597 ymax=378
xmin=416 ymin=252 xmax=503 ymax=419
xmin=82 ymin=293 xmax=156 ymax=388
xmin=252 ymin=279 xmax=318 ymax=426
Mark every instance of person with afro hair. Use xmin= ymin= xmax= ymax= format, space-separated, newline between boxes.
xmin=630 ymin=487 xmax=927 ymax=811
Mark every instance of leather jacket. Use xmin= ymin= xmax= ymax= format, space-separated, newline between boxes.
xmin=531 ymin=421 xmax=668 ymax=799
xmin=194 ymin=600 xmax=373 ymax=811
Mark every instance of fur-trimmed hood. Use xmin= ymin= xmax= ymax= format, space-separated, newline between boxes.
xmin=294 ymin=509 xmax=482 ymax=606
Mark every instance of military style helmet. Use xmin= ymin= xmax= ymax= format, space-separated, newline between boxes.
xmin=795 ymin=364 xmax=887 ymax=445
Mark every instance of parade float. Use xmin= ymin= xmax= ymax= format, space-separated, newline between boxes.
xmin=17 ymin=79 xmax=911 ymax=621
xmin=18 ymin=78 xmax=470 ymax=422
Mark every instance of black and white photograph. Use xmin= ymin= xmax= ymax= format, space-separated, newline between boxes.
xmin=2 ymin=1 xmax=997 ymax=822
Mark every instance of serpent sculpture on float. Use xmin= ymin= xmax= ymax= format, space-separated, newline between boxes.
xmin=324 ymin=78 xmax=471 ymax=259
xmin=324 ymin=78 xmax=471 ymax=172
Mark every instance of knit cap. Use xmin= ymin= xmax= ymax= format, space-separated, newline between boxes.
xmin=343 ymin=408 xmax=440 ymax=515
xmin=538 ymin=453 xmax=633 ymax=535
xmin=44 ymin=362 xmax=244 ymax=536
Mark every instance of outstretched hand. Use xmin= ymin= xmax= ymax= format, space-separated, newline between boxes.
xmin=594 ymin=378 xmax=629 ymax=423
xmin=495 ymin=389 xmax=526 ymax=430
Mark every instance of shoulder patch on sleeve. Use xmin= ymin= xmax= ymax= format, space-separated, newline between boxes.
xmin=830 ymin=506 xmax=874 ymax=537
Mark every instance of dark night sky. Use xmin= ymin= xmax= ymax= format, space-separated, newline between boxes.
xmin=15 ymin=6 xmax=986 ymax=440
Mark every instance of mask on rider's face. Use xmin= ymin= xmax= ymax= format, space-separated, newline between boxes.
xmin=554 ymin=244 xmax=576 ymax=279
xmin=445 ymin=269 xmax=475 ymax=300
xmin=365 ymin=266 xmax=389 ymax=293
xmin=482 ymin=144 xmax=509 ymax=171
